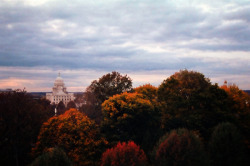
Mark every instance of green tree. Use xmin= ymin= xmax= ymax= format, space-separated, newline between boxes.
xmin=81 ymin=71 xmax=132 ymax=123
xmin=158 ymin=69 xmax=234 ymax=139
xmin=30 ymin=147 xmax=72 ymax=166
xmin=101 ymin=92 xmax=161 ymax=153
xmin=209 ymin=122 xmax=247 ymax=166
xmin=32 ymin=109 xmax=108 ymax=166
xmin=155 ymin=128 xmax=209 ymax=166
xmin=101 ymin=141 xmax=148 ymax=166
xmin=0 ymin=90 xmax=54 ymax=166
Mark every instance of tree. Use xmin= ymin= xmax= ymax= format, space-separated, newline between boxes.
xmin=81 ymin=71 xmax=132 ymax=123
xmin=209 ymin=122 xmax=247 ymax=166
xmin=134 ymin=84 xmax=158 ymax=101
xmin=101 ymin=92 xmax=161 ymax=152
xmin=158 ymin=69 xmax=234 ymax=140
xmin=66 ymin=101 xmax=76 ymax=110
xmin=155 ymin=128 xmax=209 ymax=166
xmin=30 ymin=147 xmax=72 ymax=166
xmin=221 ymin=83 xmax=250 ymax=149
xmin=0 ymin=90 xmax=54 ymax=166
xmin=56 ymin=101 xmax=66 ymax=115
xmin=32 ymin=109 xmax=108 ymax=166
xmin=101 ymin=141 xmax=148 ymax=166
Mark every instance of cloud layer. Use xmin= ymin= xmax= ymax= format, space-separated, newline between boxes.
xmin=0 ymin=0 xmax=249 ymax=91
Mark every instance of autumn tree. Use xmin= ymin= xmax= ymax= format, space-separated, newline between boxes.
xmin=101 ymin=141 xmax=148 ymax=166
xmin=101 ymin=92 xmax=161 ymax=153
xmin=221 ymin=83 xmax=250 ymax=149
xmin=134 ymin=84 xmax=158 ymax=101
xmin=30 ymin=147 xmax=72 ymax=166
xmin=81 ymin=71 xmax=132 ymax=123
xmin=209 ymin=122 xmax=247 ymax=166
xmin=32 ymin=109 xmax=108 ymax=166
xmin=158 ymin=69 xmax=234 ymax=139
xmin=155 ymin=128 xmax=209 ymax=166
xmin=0 ymin=90 xmax=54 ymax=166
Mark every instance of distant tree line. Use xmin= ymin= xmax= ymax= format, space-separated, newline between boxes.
xmin=0 ymin=70 xmax=249 ymax=166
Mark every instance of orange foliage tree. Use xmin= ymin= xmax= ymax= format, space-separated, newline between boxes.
xmin=134 ymin=84 xmax=158 ymax=101
xmin=101 ymin=141 xmax=148 ymax=166
xmin=101 ymin=92 xmax=161 ymax=153
xmin=32 ymin=109 xmax=108 ymax=166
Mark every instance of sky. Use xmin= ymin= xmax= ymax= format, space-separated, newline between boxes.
xmin=0 ymin=0 xmax=249 ymax=92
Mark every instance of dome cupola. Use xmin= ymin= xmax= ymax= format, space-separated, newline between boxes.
xmin=54 ymin=73 xmax=65 ymax=86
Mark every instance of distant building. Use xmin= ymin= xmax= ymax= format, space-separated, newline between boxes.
xmin=46 ymin=73 xmax=75 ymax=106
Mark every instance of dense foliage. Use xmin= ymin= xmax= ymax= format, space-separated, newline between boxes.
xmin=101 ymin=141 xmax=147 ymax=166
xmin=221 ymin=83 xmax=250 ymax=148
xmin=209 ymin=122 xmax=247 ymax=166
xmin=32 ymin=109 xmax=108 ymax=166
xmin=1 ymin=70 xmax=250 ymax=166
xmin=158 ymin=69 xmax=235 ymax=139
xmin=81 ymin=71 xmax=132 ymax=123
xmin=101 ymin=92 xmax=161 ymax=152
xmin=0 ymin=90 xmax=54 ymax=166
xmin=30 ymin=147 xmax=72 ymax=166
xmin=155 ymin=128 xmax=209 ymax=166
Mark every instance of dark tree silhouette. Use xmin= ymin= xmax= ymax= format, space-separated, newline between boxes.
xmin=56 ymin=101 xmax=66 ymax=115
xmin=209 ymin=122 xmax=247 ymax=166
xmin=66 ymin=100 xmax=76 ymax=110
xmin=0 ymin=90 xmax=54 ymax=166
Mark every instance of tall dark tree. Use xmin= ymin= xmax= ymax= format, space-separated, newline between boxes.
xmin=66 ymin=100 xmax=76 ymax=110
xmin=158 ymin=69 xmax=235 ymax=140
xmin=81 ymin=71 xmax=132 ymax=123
xmin=0 ymin=90 xmax=54 ymax=166
xmin=56 ymin=101 xmax=66 ymax=115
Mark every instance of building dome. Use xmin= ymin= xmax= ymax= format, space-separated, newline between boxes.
xmin=46 ymin=72 xmax=75 ymax=107
xmin=54 ymin=73 xmax=64 ymax=86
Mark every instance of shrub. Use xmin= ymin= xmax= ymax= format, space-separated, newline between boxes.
xmin=101 ymin=141 xmax=148 ymax=166
xmin=30 ymin=147 xmax=72 ymax=166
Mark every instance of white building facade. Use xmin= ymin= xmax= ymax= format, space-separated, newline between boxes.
xmin=46 ymin=73 xmax=75 ymax=106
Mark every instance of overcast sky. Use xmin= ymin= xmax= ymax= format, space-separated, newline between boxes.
xmin=0 ymin=0 xmax=249 ymax=92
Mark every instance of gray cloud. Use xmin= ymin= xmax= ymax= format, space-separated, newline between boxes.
xmin=0 ymin=0 xmax=249 ymax=91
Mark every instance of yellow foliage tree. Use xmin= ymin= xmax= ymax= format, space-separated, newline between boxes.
xmin=101 ymin=92 xmax=161 ymax=153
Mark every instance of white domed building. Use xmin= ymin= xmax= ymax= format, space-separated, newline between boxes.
xmin=46 ymin=73 xmax=75 ymax=106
